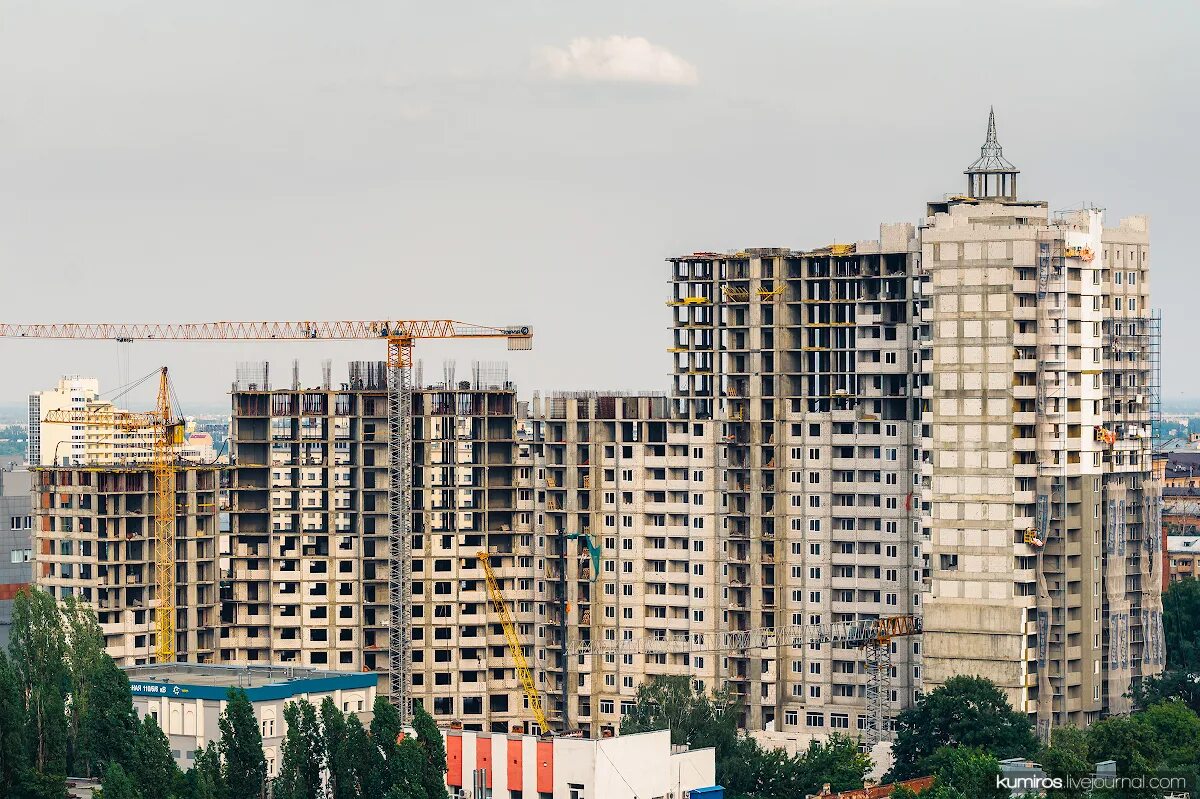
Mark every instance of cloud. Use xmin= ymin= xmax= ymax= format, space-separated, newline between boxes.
xmin=532 ymin=36 xmax=698 ymax=86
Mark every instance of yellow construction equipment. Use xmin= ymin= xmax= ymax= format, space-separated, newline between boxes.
xmin=477 ymin=550 xmax=550 ymax=734
xmin=2 ymin=319 xmax=532 ymax=725
xmin=42 ymin=367 xmax=184 ymax=662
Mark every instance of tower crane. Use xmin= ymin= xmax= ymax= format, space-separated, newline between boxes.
xmin=477 ymin=551 xmax=551 ymax=734
xmin=41 ymin=367 xmax=185 ymax=662
xmin=1 ymin=319 xmax=532 ymax=724
xmin=568 ymin=614 xmax=922 ymax=747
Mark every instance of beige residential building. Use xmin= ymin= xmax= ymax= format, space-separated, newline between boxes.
xmin=29 ymin=376 xmax=161 ymax=467
xmin=922 ymin=112 xmax=1163 ymax=736
xmin=528 ymin=392 xmax=722 ymax=736
xmin=28 ymin=377 xmax=99 ymax=466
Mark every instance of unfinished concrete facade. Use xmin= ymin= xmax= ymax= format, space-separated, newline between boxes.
xmin=33 ymin=465 xmax=221 ymax=664
xmin=921 ymin=116 xmax=1163 ymax=735
xmin=666 ymin=224 xmax=930 ymax=736
xmin=528 ymin=392 xmax=722 ymax=736
xmin=223 ymin=363 xmax=537 ymax=732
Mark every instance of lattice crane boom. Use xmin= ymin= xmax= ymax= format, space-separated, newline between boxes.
xmin=569 ymin=614 xmax=921 ymax=747
xmin=478 ymin=551 xmax=550 ymax=734
xmin=3 ymin=318 xmax=533 ymax=725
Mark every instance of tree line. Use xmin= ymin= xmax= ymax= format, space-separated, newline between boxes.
xmin=0 ymin=588 xmax=448 ymax=799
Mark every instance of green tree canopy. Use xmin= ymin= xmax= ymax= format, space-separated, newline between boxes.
xmin=1163 ymin=578 xmax=1200 ymax=671
xmin=218 ymin=688 xmax=266 ymax=799
xmin=61 ymin=593 xmax=107 ymax=775
xmin=0 ymin=652 xmax=28 ymax=799
xmin=319 ymin=697 xmax=353 ymax=799
xmin=889 ymin=675 xmax=1038 ymax=780
xmin=9 ymin=588 xmax=69 ymax=784
xmin=619 ymin=675 xmax=739 ymax=759
xmin=922 ymin=746 xmax=1007 ymax=799
xmin=96 ymin=761 xmax=139 ymax=799
xmin=183 ymin=742 xmax=222 ymax=799
xmin=345 ymin=714 xmax=384 ymax=799
xmin=1039 ymin=725 xmax=1091 ymax=799
xmin=275 ymin=699 xmax=324 ymax=799
xmin=411 ymin=703 xmax=448 ymax=799
xmin=78 ymin=657 xmax=138 ymax=779
xmin=130 ymin=714 xmax=182 ymax=799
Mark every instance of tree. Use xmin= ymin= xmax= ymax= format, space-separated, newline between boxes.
xmin=718 ymin=733 xmax=870 ymax=799
xmin=78 ymin=657 xmax=138 ymax=779
xmin=1039 ymin=726 xmax=1091 ymax=799
xmin=130 ymin=714 xmax=181 ymax=799
xmin=411 ymin=703 xmax=448 ymax=799
xmin=9 ymin=588 xmax=68 ymax=786
xmin=1134 ymin=580 xmax=1200 ymax=713
xmin=620 ymin=676 xmax=739 ymax=759
xmin=393 ymin=739 xmax=429 ymax=799
xmin=183 ymin=742 xmax=222 ymax=799
xmin=1136 ymin=699 xmax=1200 ymax=769
xmin=60 ymin=594 xmax=107 ymax=775
xmin=889 ymin=676 xmax=1038 ymax=780
xmin=0 ymin=652 xmax=28 ymax=799
xmin=276 ymin=700 xmax=324 ymax=799
xmin=923 ymin=746 xmax=1007 ymax=799
xmin=370 ymin=695 xmax=405 ymax=790
xmin=218 ymin=689 xmax=266 ymax=799
xmin=792 ymin=735 xmax=871 ymax=797
xmin=345 ymin=714 xmax=384 ymax=799
xmin=96 ymin=762 xmax=139 ymax=799
xmin=1163 ymin=578 xmax=1200 ymax=671
xmin=1086 ymin=714 xmax=1162 ymax=799
xmin=1131 ymin=669 xmax=1200 ymax=715
xmin=319 ymin=698 xmax=353 ymax=799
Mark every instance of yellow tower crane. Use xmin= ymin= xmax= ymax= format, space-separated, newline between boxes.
xmin=477 ymin=551 xmax=550 ymax=734
xmin=2 ymin=319 xmax=532 ymax=724
xmin=41 ymin=367 xmax=185 ymax=662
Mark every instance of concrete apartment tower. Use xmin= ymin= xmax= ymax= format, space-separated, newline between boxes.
xmin=527 ymin=392 xmax=722 ymax=736
xmin=224 ymin=362 xmax=538 ymax=732
xmin=922 ymin=111 xmax=1164 ymax=736
xmin=667 ymin=231 xmax=930 ymax=735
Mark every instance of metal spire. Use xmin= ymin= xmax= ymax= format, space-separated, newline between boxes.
xmin=968 ymin=106 xmax=1016 ymax=172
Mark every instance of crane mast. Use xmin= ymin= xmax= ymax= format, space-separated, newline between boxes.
xmin=41 ymin=367 xmax=182 ymax=661
xmin=3 ymin=318 xmax=532 ymax=725
xmin=478 ymin=551 xmax=550 ymax=734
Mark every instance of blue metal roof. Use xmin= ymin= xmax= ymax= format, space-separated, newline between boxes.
xmin=129 ymin=671 xmax=377 ymax=702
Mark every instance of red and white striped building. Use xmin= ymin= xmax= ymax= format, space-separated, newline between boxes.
xmin=444 ymin=727 xmax=717 ymax=799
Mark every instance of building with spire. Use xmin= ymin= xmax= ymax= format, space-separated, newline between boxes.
xmin=921 ymin=111 xmax=1163 ymax=736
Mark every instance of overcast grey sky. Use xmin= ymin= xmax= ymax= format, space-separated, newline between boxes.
xmin=2 ymin=0 xmax=1197 ymax=411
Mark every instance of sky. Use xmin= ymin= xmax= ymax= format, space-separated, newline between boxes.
xmin=1 ymin=0 xmax=1198 ymax=413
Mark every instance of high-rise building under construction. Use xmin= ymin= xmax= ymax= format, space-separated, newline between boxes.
xmin=27 ymin=112 xmax=1162 ymax=743
xmin=921 ymin=112 xmax=1163 ymax=735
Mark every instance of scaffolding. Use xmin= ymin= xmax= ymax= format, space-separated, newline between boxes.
xmin=1034 ymin=232 xmax=1068 ymax=741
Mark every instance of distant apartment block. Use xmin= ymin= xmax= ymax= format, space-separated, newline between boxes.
xmin=28 ymin=376 xmax=99 ymax=466
xmin=0 ymin=469 xmax=33 ymax=650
